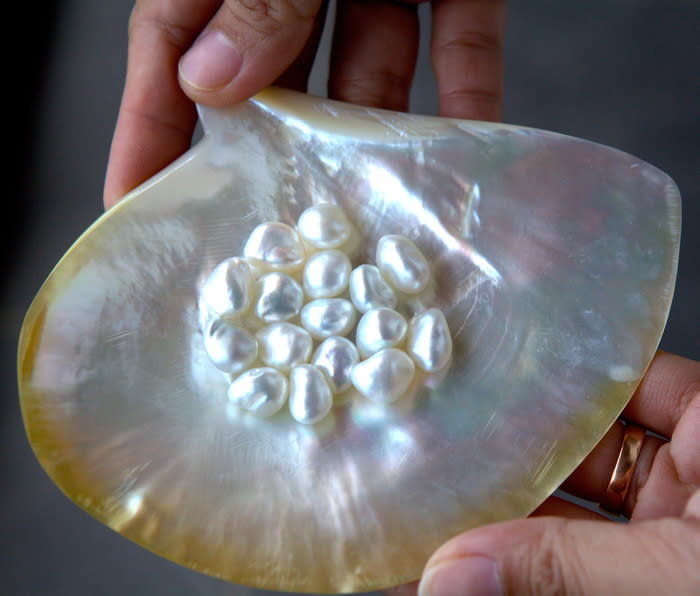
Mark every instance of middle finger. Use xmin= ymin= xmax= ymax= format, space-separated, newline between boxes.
xmin=328 ymin=0 xmax=420 ymax=111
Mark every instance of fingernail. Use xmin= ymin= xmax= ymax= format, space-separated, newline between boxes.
xmin=419 ymin=556 xmax=502 ymax=596
xmin=179 ymin=30 xmax=242 ymax=90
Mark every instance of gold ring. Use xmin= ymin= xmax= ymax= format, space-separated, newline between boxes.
xmin=599 ymin=422 xmax=646 ymax=515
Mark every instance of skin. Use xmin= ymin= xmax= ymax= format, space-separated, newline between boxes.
xmin=103 ymin=0 xmax=506 ymax=208
xmin=104 ymin=2 xmax=700 ymax=593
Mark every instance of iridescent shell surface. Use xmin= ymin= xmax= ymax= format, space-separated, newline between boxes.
xmin=17 ymin=88 xmax=680 ymax=593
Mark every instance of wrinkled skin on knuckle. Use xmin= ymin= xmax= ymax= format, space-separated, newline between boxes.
xmin=224 ymin=0 xmax=321 ymax=34
xmin=514 ymin=522 xmax=586 ymax=596
xmin=329 ymin=72 xmax=412 ymax=111
xmin=128 ymin=1 xmax=198 ymax=52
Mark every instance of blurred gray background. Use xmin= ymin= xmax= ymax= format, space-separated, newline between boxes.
xmin=2 ymin=1 xmax=698 ymax=594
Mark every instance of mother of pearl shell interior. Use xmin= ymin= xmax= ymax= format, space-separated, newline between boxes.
xmin=17 ymin=88 xmax=680 ymax=593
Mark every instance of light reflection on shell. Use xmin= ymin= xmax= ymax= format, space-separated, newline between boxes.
xmin=17 ymin=88 xmax=680 ymax=593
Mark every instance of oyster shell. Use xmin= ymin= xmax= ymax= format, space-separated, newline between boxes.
xmin=17 ymin=88 xmax=680 ymax=592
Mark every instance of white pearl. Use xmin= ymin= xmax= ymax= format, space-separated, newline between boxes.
xmin=300 ymin=298 xmax=356 ymax=340
xmin=350 ymin=348 xmax=415 ymax=404
xmin=228 ymin=367 xmax=288 ymax=417
xmin=243 ymin=222 xmax=305 ymax=272
xmin=296 ymin=203 xmax=352 ymax=249
xmin=203 ymin=318 xmax=258 ymax=374
xmin=348 ymin=264 xmax=397 ymax=313
xmin=311 ymin=336 xmax=359 ymax=394
xmin=355 ymin=308 xmax=407 ymax=358
xmin=376 ymin=235 xmax=430 ymax=294
xmin=201 ymin=257 xmax=252 ymax=318
xmin=256 ymin=322 xmax=312 ymax=372
xmin=406 ymin=308 xmax=452 ymax=372
xmin=302 ymin=250 xmax=351 ymax=299
xmin=289 ymin=364 xmax=333 ymax=424
xmin=255 ymin=272 xmax=304 ymax=322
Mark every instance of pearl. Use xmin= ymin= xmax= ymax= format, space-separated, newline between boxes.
xmin=348 ymin=264 xmax=397 ymax=313
xmin=296 ymin=203 xmax=352 ymax=249
xmin=355 ymin=308 xmax=407 ymax=358
xmin=350 ymin=348 xmax=415 ymax=404
xmin=201 ymin=257 xmax=252 ymax=318
xmin=311 ymin=336 xmax=359 ymax=394
xmin=302 ymin=249 xmax=351 ymax=299
xmin=255 ymin=272 xmax=304 ymax=322
xmin=288 ymin=364 xmax=333 ymax=424
xmin=406 ymin=308 xmax=452 ymax=372
xmin=256 ymin=322 xmax=312 ymax=372
xmin=376 ymin=235 xmax=430 ymax=294
xmin=203 ymin=318 xmax=258 ymax=374
xmin=300 ymin=298 xmax=356 ymax=340
xmin=243 ymin=222 xmax=305 ymax=272
xmin=228 ymin=367 xmax=288 ymax=417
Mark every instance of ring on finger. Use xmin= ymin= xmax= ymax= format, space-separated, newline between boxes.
xmin=599 ymin=422 xmax=646 ymax=515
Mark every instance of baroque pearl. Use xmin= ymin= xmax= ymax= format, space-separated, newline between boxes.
xmin=350 ymin=348 xmax=415 ymax=404
xmin=244 ymin=222 xmax=305 ymax=272
xmin=406 ymin=308 xmax=452 ymax=372
xmin=203 ymin=318 xmax=258 ymax=374
xmin=288 ymin=364 xmax=333 ymax=424
xmin=311 ymin=336 xmax=359 ymax=394
xmin=300 ymin=298 xmax=356 ymax=340
xmin=228 ymin=367 xmax=288 ymax=417
xmin=201 ymin=257 xmax=252 ymax=318
xmin=376 ymin=235 xmax=430 ymax=294
xmin=355 ymin=308 xmax=407 ymax=358
xmin=255 ymin=272 xmax=304 ymax=322
xmin=348 ymin=264 xmax=397 ymax=313
xmin=302 ymin=249 xmax=351 ymax=299
xmin=256 ymin=322 xmax=312 ymax=372
xmin=296 ymin=203 xmax=352 ymax=249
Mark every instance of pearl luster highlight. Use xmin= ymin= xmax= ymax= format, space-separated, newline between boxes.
xmin=376 ymin=235 xmax=430 ymax=294
xmin=350 ymin=348 xmax=415 ymax=404
xmin=303 ymin=250 xmax=351 ymax=299
xmin=244 ymin=222 xmax=305 ymax=272
xmin=300 ymin=298 xmax=356 ymax=340
xmin=349 ymin=264 xmax=397 ymax=313
xmin=289 ymin=364 xmax=333 ymax=424
xmin=311 ymin=336 xmax=359 ymax=393
xmin=201 ymin=257 xmax=252 ymax=318
xmin=355 ymin=308 xmax=407 ymax=358
xmin=256 ymin=272 xmax=304 ymax=322
xmin=227 ymin=367 xmax=288 ymax=417
xmin=297 ymin=203 xmax=352 ymax=249
xmin=257 ymin=322 xmax=312 ymax=372
xmin=199 ymin=204 xmax=452 ymax=424
xmin=203 ymin=318 xmax=258 ymax=373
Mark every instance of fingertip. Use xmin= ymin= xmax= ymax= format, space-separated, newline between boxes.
xmin=177 ymin=0 xmax=324 ymax=107
xmin=178 ymin=30 xmax=243 ymax=94
xmin=419 ymin=556 xmax=502 ymax=596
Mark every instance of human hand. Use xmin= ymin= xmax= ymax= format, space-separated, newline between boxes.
xmin=103 ymin=0 xmax=506 ymax=209
xmin=389 ymin=351 xmax=700 ymax=595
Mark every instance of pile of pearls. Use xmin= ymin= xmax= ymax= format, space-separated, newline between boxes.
xmin=200 ymin=203 xmax=452 ymax=425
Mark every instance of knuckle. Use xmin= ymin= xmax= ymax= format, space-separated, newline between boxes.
xmin=518 ymin=522 xmax=586 ymax=596
xmin=128 ymin=4 xmax=198 ymax=53
xmin=223 ymin=0 xmax=319 ymax=33
xmin=672 ymin=378 xmax=700 ymax=428
xmin=435 ymin=29 xmax=503 ymax=55
xmin=438 ymin=86 xmax=502 ymax=107
xmin=330 ymin=72 xmax=412 ymax=111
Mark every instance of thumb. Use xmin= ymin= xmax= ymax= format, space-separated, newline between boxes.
xmin=418 ymin=514 xmax=700 ymax=596
xmin=177 ymin=0 xmax=324 ymax=105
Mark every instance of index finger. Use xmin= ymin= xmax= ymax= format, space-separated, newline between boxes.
xmin=103 ymin=0 xmax=220 ymax=209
